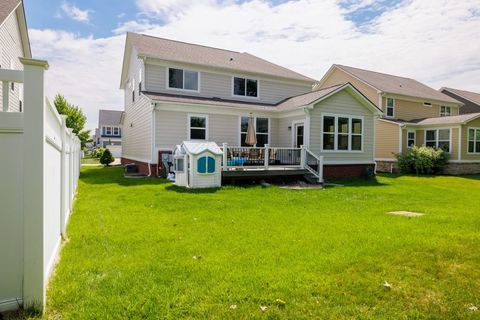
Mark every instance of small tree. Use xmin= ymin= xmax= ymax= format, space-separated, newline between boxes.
xmin=100 ymin=148 xmax=115 ymax=166
xmin=54 ymin=94 xmax=91 ymax=150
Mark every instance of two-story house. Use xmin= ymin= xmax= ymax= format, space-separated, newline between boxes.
xmin=120 ymin=32 xmax=382 ymax=178
xmin=0 ymin=0 xmax=31 ymax=112
xmin=316 ymin=64 xmax=480 ymax=174
xmin=440 ymin=87 xmax=480 ymax=114
xmin=95 ymin=109 xmax=123 ymax=157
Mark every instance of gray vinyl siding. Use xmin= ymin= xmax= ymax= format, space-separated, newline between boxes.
xmin=273 ymin=115 xmax=306 ymax=147
xmin=0 ymin=10 xmax=25 ymax=112
xmin=122 ymin=93 xmax=152 ymax=161
xmin=144 ymin=63 xmax=311 ymax=104
xmin=155 ymin=110 xmax=239 ymax=150
xmin=309 ymin=90 xmax=375 ymax=163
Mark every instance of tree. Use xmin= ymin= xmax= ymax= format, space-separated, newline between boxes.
xmin=54 ymin=94 xmax=91 ymax=150
xmin=100 ymin=148 xmax=115 ymax=166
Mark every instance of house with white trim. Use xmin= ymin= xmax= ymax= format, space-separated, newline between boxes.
xmin=120 ymin=32 xmax=382 ymax=180
xmin=0 ymin=0 xmax=31 ymax=113
xmin=94 ymin=109 xmax=123 ymax=157
xmin=316 ymin=64 xmax=480 ymax=174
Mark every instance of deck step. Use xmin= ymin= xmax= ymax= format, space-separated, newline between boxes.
xmin=303 ymin=172 xmax=322 ymax=185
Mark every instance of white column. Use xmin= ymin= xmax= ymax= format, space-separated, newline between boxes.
xmin=300 ymin=145 xmax=306 ymax=168
xmin=222 ymin=143 xmax=228 ymax=170
xmin=264 ymin=144 xmax=269 ymax=168
xmin=21 ymin=57 xmax=49 ymax=310
xmin=318 ymin=156 xmax=324 ymax=183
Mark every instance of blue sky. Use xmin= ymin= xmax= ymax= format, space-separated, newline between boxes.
xmin=24 ymin=0 xmax=480 ymax=130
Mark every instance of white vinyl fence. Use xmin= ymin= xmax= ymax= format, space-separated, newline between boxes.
xmin=0 ymin=58 xmax=81 ymax=312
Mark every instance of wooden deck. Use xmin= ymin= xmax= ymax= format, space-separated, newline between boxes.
xmin=222 ymin=167 xmax=307 ymax=180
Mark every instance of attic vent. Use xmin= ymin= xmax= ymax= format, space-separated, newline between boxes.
xmin=229 ymin=58 xmax=234 ymax=61
xmin=399 ymin=83 xmax=402 ymax=87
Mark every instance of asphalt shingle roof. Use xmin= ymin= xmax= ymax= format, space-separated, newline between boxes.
xmin=335 ymin=64 xmax=460 ymax=104
xmin=411 ymin=113 xmax=480 ymax=125
xmin=0 ymin=0 xmax=20 ymax=25
xmin=144 ymin=84 xmax=359 ymax=112
xmin=441 ymin=87 xmax=480 ymax=106
xmin=128 ymin=32 xmax=315 ymax=83
xmin=98 ymin=110 xmax=123 ymax=126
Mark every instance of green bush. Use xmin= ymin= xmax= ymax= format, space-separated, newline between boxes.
xmin=100 ymin=148 xmax=115 ymax=166
xmin=395 ymin=146 xmax=449 ymax=174
xmin=93 ymin=148 xmax=105 ymax=158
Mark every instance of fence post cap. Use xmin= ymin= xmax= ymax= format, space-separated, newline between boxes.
xmin=19 ymin=58 xmax=49 ymax=70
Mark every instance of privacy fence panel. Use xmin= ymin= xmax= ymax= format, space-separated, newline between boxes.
xmin=0 ymin=58 xmax=81 ymax=312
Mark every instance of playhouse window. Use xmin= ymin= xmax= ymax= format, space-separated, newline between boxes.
xmin=175 ymin=158 xmax=184 ymax=172
xmin=197 ymin=156 xmax=215 ymax=174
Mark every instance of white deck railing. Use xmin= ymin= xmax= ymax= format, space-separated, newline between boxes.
xmin=221 ymin=143 xmax=323 ymax=182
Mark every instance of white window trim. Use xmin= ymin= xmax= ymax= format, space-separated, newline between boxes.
xmin=167 ymin=67 xmax=201 ymax=93
xmin=423 ymin=102 xmax=432 ymax=107
xmin=105 ymin=126 xmax=112 ymax=135
xmin=113 ymin=127 xmax=120 ymax=136
xmin=440 ymin=105 xmax=452 ymax=117
xmin=238 ymin=115 xmax=270 ymax=146
xmin=321 ymin=113 xmax=364 ymax=153
xmin=291 ymin=120 xmax=305 ymax=148
xmin=424 ymin=128 xmax=452 ymax=153
xmin=407 ymin=130 xmax=416 ymax=148
xmin=174 ymin=157 xmax=185 ymax=173
xmin=467 ymin=127 xmax=480 ymax=154
xmin=231 ymin=76 xmax=260 ymax=99
xmin=385 ymin=97 xmax=395 ymax=118
xmin=188 ymin=114 xmax=208 ymax=140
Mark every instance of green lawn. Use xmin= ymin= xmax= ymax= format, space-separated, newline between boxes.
xmin=42 ymin=167 xmax=480 ymax=319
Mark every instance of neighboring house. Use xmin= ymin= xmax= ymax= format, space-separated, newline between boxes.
xmin=440 ymin=87 xmax=480 ymax=114
xmin=96 ymin=109 xmax=123 ymax=157
xmin=316 ymin=64 xmax=480 ymax=174
xmin=120 ymin=32 xmax=382 ymax=179
xmin=0 ymin=0 xmax=31 ymax=112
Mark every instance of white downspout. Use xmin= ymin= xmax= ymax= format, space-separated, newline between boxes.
xmin=148 ymin=103 xmax=155 ymax=177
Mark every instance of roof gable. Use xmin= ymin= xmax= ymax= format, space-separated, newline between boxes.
xmin=120 ymin=32 xmax=314 ymax=89
xmin=319 ymin=64 xmax=460 ymax=105
xmin=441 ymin=87 xmax=480 ymax=106
xmin=98 ymin=110 xmax=123 ymax=126
xmin=0 ymin=0 xmax=31 ymax=59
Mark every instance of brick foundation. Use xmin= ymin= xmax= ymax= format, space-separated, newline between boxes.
xmin=121 ymin=157 xmax=158 ymax=177
xmin=444 ymin=162 xmax=480 ymax=175
xmin=323 ymin=164 xmax=375 ymax=179
xmin=375 ymin=160 xmax=400 ymax=173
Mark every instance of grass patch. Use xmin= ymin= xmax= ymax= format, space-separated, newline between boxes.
xmin=40 ymin=167 xmax=480 ymax=319
xmin=81 ymin=157 xmax=100 ymax=165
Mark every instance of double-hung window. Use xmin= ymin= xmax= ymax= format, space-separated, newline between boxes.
xmin=105 ymin=126 xmax=112 ymax=136
xmin=386 ymin=97 xmax=395 ymax=117
xmin=189 ymin=115 xmax=207 ymax=140
xmin=322 ymin=115 xmax=363 ymax=151
xmin=407 ymin=131 xmax=416 ymax=147
xmin=425 ymin=129 xmax=450 ymax=152
xmin=168 ymin=68 xmax=199 ymax=91
xmin=468 ymin=128 xmax=480 ymax=153
xmin=233 ymin=77 xmax=258 ymax=97
xmin=240 ymin=116 xmax=269 ymax=147
xmin=440 ymin=106 xmax=451 ymax=117
xmin=113 ymin=127 xmax=119 ymax=136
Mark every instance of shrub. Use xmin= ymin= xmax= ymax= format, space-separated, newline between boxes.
xmin=100 ymin=148 xmax=115 ymax=166
xmin=395 ymin=146 xmax=449 ymax=174
xmin=93 ymin=148 xmax=105 ymax=158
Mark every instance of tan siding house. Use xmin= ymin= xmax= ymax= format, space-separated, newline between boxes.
xmin=315 ymin=64 xmax=480 ymax=174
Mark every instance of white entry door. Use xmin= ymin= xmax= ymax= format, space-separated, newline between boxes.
xmin=294 ymin=123 xmax=304 ymax=148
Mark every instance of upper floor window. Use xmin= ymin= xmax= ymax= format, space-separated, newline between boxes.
xmin=189 ymin=115 xmax=207 ymax=140
xmin=440 ymin=106 xmax=451 ymax=117
xmin=322 ymin=115 xmax=363 ymax=152
xmin=240 ymin=116 xmax=269 ymax=147
xmin=113 ymin=127 xmax=120 ymax=136
xmin=138 ymin=68 xmax=142 ymax=92
xmin=233 ymin=77 xmax=258 ymax=98
xmin=425 ymin=129 xmax=450 ymax=152
xmin=132 ymin=78 xmax=135 ymax=103
xmin=105 ymin=127 xmax=112 ymax=135
xmin=468 ymin=128 xmax=480 ymax=153
xmin=386 ymin=97 xmax=394 ymax=117
xmin=168 ymin=68 xmax=199 ymax=91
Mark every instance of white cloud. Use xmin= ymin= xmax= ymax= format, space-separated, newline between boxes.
xmin=60 ymin=1 xmax=94 ymax=24
xmin=29 ymin=29 xmax=124 ymax=131
xmin=30 ymin=0 xmax=480 ymax=129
